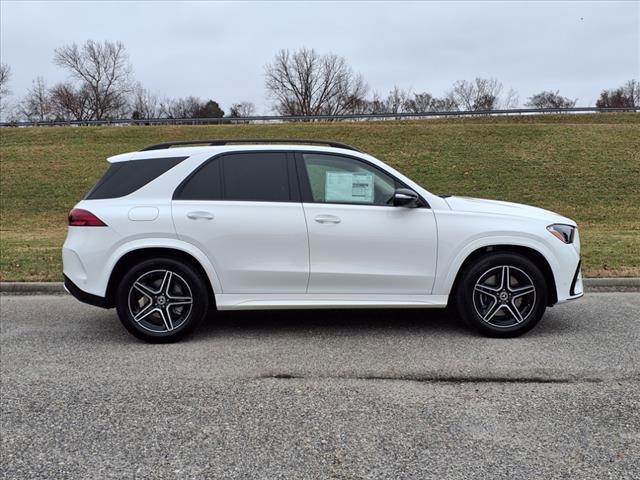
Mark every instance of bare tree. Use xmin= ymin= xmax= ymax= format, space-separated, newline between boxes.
xmin=228 ymin=101 xmax=256 ymax=117
xmin=404 ymin=92 xmax=455 ymax=113
xmin=365 ymin=91 xmax=387 ymax=114
xmin=525 ymin=90 xmax=577 ymax=109
xmin=49 ymin=82 xmax=92 ymax=121
xmin=0 ymin=63 xmax=11 ymax=115
xmin=159 ymin=97 xmax=224 ymax=119
xmin=450 ymin=78 xmax=516 ymax=111
xmin=596 ymin=89 xmax=632 ymax=108
xmin=20 ymin=77 xmax=53 ymax=121
xmin=431 ymin=94 xmax=459 ymax=112
xmin=404 ymin=92 xmax=434 ymax=113
xmin=503 ymin=88 xmax=519 ymax=109
xmin=343 ymin=94 xmax=369 ymax=114
xmin=160 ymin=96 xmax=202 ymax=118
xmin=626 ymin=79 xmax=640 ymax=106
xmin=265 ymin=48 xmax=368 ymax=116
xmin=54 ymin=40 xmax=133 ymax=120
xmin=596 ymin=79 xmax=639 ymax=107
xmin=131 ymin=83 xmax=160 ymax=119
xmin=385 ymin=85 xmax=410 ymax=113
xmin=360 ymin=89 xmax=458 ymax=115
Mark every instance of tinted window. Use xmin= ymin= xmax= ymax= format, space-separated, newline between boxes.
xmin=302 ymin=153 xmax=397 ymax=206
xmin=222 ymin=153 xmax=290 ymax=202
xmin=86 ymin=156 xmax=187 ymax=200
xmin=175 ymin=158 xmax=222 ymax=200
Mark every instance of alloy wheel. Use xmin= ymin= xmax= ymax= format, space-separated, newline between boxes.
xmin=472 ymin=265 xmax=537 ymax=328
xmin=127 ymin=269 xmax=193 ymax=333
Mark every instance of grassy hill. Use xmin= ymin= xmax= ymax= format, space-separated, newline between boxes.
xmin=1 ymin=113 xmax=638 ymax=281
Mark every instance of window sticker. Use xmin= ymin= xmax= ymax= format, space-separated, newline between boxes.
xmin=325 ymin=172 xmax=374 ymax=203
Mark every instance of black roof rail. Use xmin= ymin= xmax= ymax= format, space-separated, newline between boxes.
xmin=139 ymin=138 xmax=360 ymax=152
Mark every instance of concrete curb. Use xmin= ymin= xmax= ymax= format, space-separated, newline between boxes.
xmin=1 ymin=278 xmax=639 ymax=295
xmin=583 ymin=277 xmax=640 ymax=287
xmin=0 ymin=282 xmax=67 ymax=294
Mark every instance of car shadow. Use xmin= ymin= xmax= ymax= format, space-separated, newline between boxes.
xmin=196 ymin=307 xmax=469 ymax=338
xmin=193 ymin=305 xmax=580 ymax=341
xmin=77 ymin=303 xmax=574 ymax=343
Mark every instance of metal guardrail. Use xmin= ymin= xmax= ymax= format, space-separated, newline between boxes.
xmin=1 ymin=106 xmax=638 ymax=127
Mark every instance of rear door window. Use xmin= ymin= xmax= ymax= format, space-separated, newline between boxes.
xmin=174 ymin=152 xmax=294 ymax=202
xmin=221 ymin=153 xmax=292 ymax=202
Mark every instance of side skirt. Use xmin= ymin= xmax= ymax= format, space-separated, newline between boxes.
xmin=215 ymin=294 xmax=449 ymax=311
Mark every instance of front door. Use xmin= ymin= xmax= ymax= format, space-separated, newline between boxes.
xmin=298 ymin=152 xmax=437 ymax=294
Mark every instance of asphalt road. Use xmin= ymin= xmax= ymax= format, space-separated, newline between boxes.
xmin=1 ymin=293 xmax=639 ymax=479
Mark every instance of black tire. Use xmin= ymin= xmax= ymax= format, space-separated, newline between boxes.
xmin=115 ymin=257 xmax=209 ymax=343
xmin=454 ymin=252 xmax=548 ymax=338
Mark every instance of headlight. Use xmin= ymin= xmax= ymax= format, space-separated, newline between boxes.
xmin=547 ymin=224 xmax=576 ymax=244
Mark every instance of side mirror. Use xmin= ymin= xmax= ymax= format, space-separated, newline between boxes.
xmin=393 ymin=188 xmax=420 ymax=207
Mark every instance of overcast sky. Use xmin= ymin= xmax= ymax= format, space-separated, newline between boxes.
xmin=1 ymin=0 xmax=639 ymax=113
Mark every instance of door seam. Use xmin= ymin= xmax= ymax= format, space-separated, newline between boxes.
xmin=300 ymin=203 xmax=312 ymax=293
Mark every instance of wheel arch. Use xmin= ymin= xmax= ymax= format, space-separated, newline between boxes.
xmin=105 ymin=246 xmax=218 ymax=309
xmin=447 ymin=244 xmax=558 ymax=307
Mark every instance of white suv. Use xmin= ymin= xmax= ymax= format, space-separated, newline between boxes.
xmin=63 ymin=139 xmax=583 ymax=342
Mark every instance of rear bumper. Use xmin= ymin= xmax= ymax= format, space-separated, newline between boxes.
xmin=64 ymin=275 xmax=110 ymax=309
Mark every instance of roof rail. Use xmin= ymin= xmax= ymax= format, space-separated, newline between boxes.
xmin=139 ymin=138 xmax=360 ymax=152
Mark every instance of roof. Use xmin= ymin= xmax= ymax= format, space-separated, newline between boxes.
xmin=107 ymin=143 xmax=364 ymax=163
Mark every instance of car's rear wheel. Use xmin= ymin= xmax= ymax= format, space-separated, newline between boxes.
xmin=115 ymin=257 xmax=209 ymax=343
xmin=455 ymin=252 xmax=548 ymax=337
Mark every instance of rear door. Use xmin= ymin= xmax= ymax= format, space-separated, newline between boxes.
xmin=298 ymin=152 xmax=438 ymax=295
xmin=172 ymin=152 xmax=309 ymax=293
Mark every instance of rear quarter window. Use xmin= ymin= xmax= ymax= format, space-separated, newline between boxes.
xmin=173 ymin=158 xmax=222 ymax=200
xmin=85 ymin=156 xmax=187 ymax=200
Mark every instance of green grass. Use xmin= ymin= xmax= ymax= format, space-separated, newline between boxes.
xmin=1 ymin=113 xmax=639 ymax=281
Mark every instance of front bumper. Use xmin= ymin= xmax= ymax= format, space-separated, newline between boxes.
xmin=558 ymin=259 xmax=584 ymax=303
xmin=64 ymin=275 xmax=109 ymax=309
xmin=570 ymin=259 xmax=583 ymax=296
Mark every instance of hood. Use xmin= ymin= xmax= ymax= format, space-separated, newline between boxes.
xmin=443 ymin=196 xmax=575 ymax=226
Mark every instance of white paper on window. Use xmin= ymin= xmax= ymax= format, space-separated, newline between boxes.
xmin=325 ymin=172 xmax=374 ymax=203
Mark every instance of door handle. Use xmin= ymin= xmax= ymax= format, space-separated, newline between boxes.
xmin=314 ymin=214 xmax=341 ymax=224
xmin=186 ymin=211 xmax=214 ymax=220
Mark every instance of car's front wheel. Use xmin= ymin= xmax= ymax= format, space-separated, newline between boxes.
xmin=455 ymin=252 xmax=548 ymax=337
xmin=115 ymin=257 xmax=209 ymax=343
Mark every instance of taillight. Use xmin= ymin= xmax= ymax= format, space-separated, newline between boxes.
xmin=68 ymin=208 xmax=107 ymax=227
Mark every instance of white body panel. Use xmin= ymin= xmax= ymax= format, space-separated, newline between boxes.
xmin=63 ymin=144 xmax=583 ymax=310
xmin=302 ymin=203 xmax=437 ymax=294
xmin=171 ymin=200 xmax=309 ymax=293
xmin=433 ymin=196 xmax=581 ymax=303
